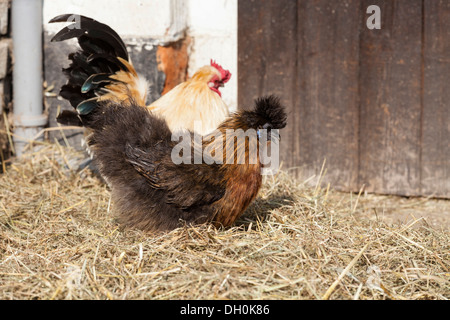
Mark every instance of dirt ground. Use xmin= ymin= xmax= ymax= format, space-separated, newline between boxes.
xmin=347 ymin=193 xmax=449 ymax=231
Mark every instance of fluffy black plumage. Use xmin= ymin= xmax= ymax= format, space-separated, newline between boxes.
xmin=250 ymin=96 xmax=288 ymax=129
xmin=75 ymin=96 xmax=287 ymax=232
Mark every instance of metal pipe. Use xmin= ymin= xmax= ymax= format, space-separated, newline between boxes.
xmin=11 ymin=0 xmax=47 ymax=156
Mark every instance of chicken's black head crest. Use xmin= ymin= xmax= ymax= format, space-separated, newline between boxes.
xmin=242 ymin=95 xmax=287 ymax=130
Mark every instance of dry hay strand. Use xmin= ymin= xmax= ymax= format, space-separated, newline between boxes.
xmin=0 ymin=145 xmax=449 ymax=300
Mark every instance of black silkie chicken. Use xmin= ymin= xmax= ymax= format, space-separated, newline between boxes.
xmin=62 ymin=96 xmax=286 ymax=232
xmin=50 ymin=16 xmax=287 ymax=232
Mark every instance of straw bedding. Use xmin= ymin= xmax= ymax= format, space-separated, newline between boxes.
xmin=0 ymin=143 xmax=448 ymax=299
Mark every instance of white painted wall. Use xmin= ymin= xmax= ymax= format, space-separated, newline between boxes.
xmin=43 ymin=0 xmax=186 ymax=42
xmin=43 ymin=0 xmax=238 ymax=110
xmin=187 ymin=0 xmax=237 ymax=110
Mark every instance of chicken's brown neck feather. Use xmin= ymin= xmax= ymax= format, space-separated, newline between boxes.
xmin=213 ymin=163 xmax=262 ymax=227
xmin=208 ymin=118 xmax=263 ymax=227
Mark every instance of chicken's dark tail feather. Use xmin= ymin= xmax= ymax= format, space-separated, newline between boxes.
xmin=56 ymin=110 xmax=83 ymax=127
xmin=50 ymin=14 xmax=147 ymax=125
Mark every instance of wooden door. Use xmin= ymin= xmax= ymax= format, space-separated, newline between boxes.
xmin=238 ymin=0 xmax=449 ymax=198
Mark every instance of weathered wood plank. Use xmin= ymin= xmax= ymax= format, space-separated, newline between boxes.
xmin=238 ymin=0 xmax=298 ymax=169
xmin=238 ymin=0 xmax=361 ymax=185
xmin=295 ymin=0 xmax=361 ymax=190
xmin=358 ymin=0 xmax=423 ymax=196
xmin=238 ymin=0 xmax=448 ymax=198
xmin=421 ymin=0 xmax=450 ymax=197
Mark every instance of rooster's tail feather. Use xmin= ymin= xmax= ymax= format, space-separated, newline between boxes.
xmin=50 ymin=14 xmax=148 ymax=122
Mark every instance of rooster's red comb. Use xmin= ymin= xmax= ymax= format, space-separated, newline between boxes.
xmin=210 ymin=59 xmax=231 ymax=83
